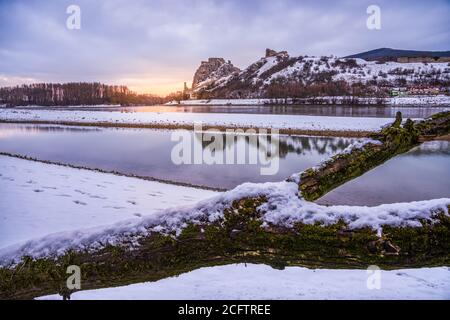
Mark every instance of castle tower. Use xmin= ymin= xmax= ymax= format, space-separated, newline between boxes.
xmin=182 ymin=82 xmax=190 ymax=100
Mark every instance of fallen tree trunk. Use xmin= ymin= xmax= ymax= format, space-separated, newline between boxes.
xmin=299 ymin=111 xmax=450 ymax=201
xmin=1 ymin=201 xmax=449 ymax=300
xmin=1 ymin=112 xmax=449 ymax=300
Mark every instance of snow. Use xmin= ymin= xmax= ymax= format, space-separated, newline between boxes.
xmin=0 ymin=155 xmax=217 ymax=249
xmin=262 ymin=57 xmax=450 ymax=86
xmin=168 ymin=95 xmax=450 ymax=106
xmin=255 ymin=57 xmax=279 ymax=78
xmin=191 ymin=52 xmax=450 ymax=102
xmin=253 ymin=182 xmax=450 ymax=232
xmin=0 ymin=108 xmax=396 ymax=132
xmin=341 ymin=138 xmax=383 ymax=154
xmin=2 ymin=144 xmax=449 ymax=300
xmin=1 ymin=158 xmax=448 ymax=267
xmin=388 ymin=95 xmax=450 ymax=105
xmin=37 ymin=263 xmax=450 ymax=300
xmin=166 ymin=98 xmax=280 ymax=106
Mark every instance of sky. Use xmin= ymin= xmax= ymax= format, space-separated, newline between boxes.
xmin=0 ymin=0 xmax=449 ymax=95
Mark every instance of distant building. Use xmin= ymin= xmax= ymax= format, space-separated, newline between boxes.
xmin=390 ymin=87 xmax=407 ymax=97
xmin=182 ymin=82 xmax=191 ymax=99
xmin=440 ymin=87 xmax=450 ymax=94
xmin=408 ymin=86 xmax=440 ymax=95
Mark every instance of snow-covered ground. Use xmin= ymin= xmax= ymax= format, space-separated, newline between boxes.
xmin=0 ymin=155 xmax=217 ymax=249
xmin=38 ymin=263 xmax=450 ymax=300
xmin=266 ymin=57 xmax=450 ymax=88
xmin=1 ymin=159 xmax=448 ymax=266
xmin=167 ymin=95 xmax=450 ymax=106
xmin=2 ymin=153 xmax=449 ymax=300
xmin=0 ymin=109 xmax=397 ymax=132
xmin=387 ymin=95 xmax=450 ymax=106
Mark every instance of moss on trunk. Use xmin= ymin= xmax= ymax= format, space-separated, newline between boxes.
xmin=1 ymin=198 xmax=449 ymax=300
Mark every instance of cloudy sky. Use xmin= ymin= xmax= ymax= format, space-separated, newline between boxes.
xmin=1 ymin=0 xmax=449 ymax=95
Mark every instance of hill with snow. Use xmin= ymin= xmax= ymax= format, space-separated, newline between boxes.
xmin=345 ymin=47 xmax=450 ymax=61
xmin=190 ymin=49 xmax=450 ymax=99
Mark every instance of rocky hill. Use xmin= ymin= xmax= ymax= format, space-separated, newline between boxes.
xmin=190 ymin=49 xmax=450 ymax=99
xmin=192 ymin=58 xmax=240 ymax=91
xmin=345 ymin=48 xmax=450 ymax=62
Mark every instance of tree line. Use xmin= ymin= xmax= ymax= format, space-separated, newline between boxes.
xmin=0 ymin=82 xmax=172 ymax=106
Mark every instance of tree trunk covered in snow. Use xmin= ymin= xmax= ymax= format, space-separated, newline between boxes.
xmin=1 ymin=200 xmax=449 ymax=300
xmin=1 ymin=112 xmax=449 ymax=300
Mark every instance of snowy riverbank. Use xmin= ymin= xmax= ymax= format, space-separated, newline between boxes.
xmin=38 ymin=263 xmax=450 ymax=300
xmin=0 ymin=108 xmax=397 ymax=133
xmin=166 ymin=95 xmax=450 ymax=106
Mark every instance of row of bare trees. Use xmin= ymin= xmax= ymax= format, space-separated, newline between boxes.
xmin=264 ymin=79 xmax=385 ymax=99
xmin=0 ymin=83 xmax=168 ymax=106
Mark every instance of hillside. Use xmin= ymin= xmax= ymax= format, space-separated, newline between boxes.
xmin=345 ymin=48 xmax=450 ymax=61
xmin=190 ymin=49 xmax=450 ymax=99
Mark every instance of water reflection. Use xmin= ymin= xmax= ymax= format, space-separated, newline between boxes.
xmin=194 ymin=131 xmax=351 ymax=158
xmin=318 ymin=140 xmax=450 ymax=206
xmin=0 ymin=124 xmax=101 ymax=134
xmin=0 ymin=123 xmax=355 ymax=189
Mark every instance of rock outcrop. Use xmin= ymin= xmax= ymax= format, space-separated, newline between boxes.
xmin=265 ymin=48 xmax=288 ymax=58
xmin=265 ymin=48 xmax=278 ymax=58
xmin=192 ymin=58 xmax=240 ymax=89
